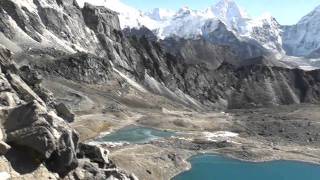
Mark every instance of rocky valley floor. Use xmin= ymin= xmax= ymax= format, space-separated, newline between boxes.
xmin=44 ymin=76 xmax=320 ymax=180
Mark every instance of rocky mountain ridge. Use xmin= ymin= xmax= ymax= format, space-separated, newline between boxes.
xmin=76 ymin=0 xmax=320 ymax=60
xmin=78 ymin=0 xmax=283 ymax=59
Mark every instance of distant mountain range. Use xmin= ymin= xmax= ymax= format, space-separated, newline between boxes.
xmin=76 ymin=0 xmax=320 ymax=61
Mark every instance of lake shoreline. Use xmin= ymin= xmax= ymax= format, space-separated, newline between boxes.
xmin=172 ymin=149 xmax=320 ymax=180
xmin=174 ymin=154 xmax=320 ymax=180
xmin=86 ymin=123 xmax=320 ymax=180
xmin=73 ymin=104 xmax=320 ymax=180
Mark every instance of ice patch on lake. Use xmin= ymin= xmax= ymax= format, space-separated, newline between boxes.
xmin=203 ymin=131 xmax=239 ymax=142
xmin=88 ymin=141 xmax=129 ymax=148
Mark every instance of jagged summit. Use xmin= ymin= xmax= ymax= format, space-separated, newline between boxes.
xmin=209 ymin=0 xmax=249 ymax=23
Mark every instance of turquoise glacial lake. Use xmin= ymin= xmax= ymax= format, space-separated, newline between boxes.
xmin=174 ymin=154 xmax=320 ymax=180
xmin=98 ymin=125 xmax=175 ymax=144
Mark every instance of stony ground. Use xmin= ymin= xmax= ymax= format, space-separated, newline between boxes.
xmin=40 ymin=74 xmax=320 ymax=180
xmin=107 ymin=105 xmax=320 ymax=180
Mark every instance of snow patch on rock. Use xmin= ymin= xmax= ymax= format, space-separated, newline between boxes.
xmin=10 ymin=0 xmax=37 ymax=13
xmin=203 ymin=131 xmax=239 ymax=142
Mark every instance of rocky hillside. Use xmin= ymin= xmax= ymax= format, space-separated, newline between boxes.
xmin=0 ymin=0 xmax=319 ymax=110
xmin=0 ymin=44 xmax=134 ymax=179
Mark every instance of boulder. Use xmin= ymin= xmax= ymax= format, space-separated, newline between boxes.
xmin=69 ymin=143 xmax=137 ymax=180
xmin=6 ymin=73 xmax=45 ymax=106
xmin=0 ymin=74 xmax=12 ymax=92
xmin=0 ymin=92 xmax=21 ymax=107
xmin=33 ymin=85 xmax=56 ymax=108
xmin=55 ymin=103 xmax=75 ymax=123
xmin=0 ymin=45 xmax=18 ymax=73
xmin=2 ymin=101 xmax=79 ymax=176
xmin=19 ymin=65 xmax=43 ymax=87
xmin=75 ymin=159 xmax=106 ymax=180
xmin=77 ymin=143 xmax=110 ymax=166
xmin=67 ymin=157 xmax=135 ymax=180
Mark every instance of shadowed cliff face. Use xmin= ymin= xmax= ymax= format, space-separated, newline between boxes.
xmin=138 ymin=53 xmax=320 ymax=109
xmin=160 ymin=37 xmax=238 ymax=70
xmin=0 ymin=0 xmax=320 ymax=110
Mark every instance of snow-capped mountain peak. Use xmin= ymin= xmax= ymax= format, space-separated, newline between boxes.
xmin=145 ymin=8 xmax=175 ymax=21
xmin=75 ymin=0 xmax=285 ymax=57
xmin=283 ymin=4 xmax=320 ymax=57
xmin=210 ymin=0 xmax=249 ymax=22
xmin=298 ymin=5 xmax=320 ymax=24
xmin=174 ymin=6 xmax=196 ymax=18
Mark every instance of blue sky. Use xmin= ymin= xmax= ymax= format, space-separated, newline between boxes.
xmin=121 ymin=0 xmax=320 ymax=25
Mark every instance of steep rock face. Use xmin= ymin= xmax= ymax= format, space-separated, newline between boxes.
xmin=160 ymin=57 xmax=320 ymax=109
xmin=0 ymin=0 xmax=104 ymax=55
xmin=220 ymin=63 xmax=320 ymax=108
xmin=80 ymin=3 xmax=137 ymax=71
xmin=127 ymin=40 xmax=320 ymax=109
xmin=82 ymin=3 xmax=121 ymax=35
xmin=0 ymin=0 xmax=43 ymax=42
xmin=35 ymin=53 xmax=115 ymax=84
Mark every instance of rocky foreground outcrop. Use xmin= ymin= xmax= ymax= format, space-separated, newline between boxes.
xmin=0 ymin=46 xmax=135 ymax=179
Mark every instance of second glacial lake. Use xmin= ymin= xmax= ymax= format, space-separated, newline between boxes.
xmin=174 ymin=154 xmax=320 ymax=180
